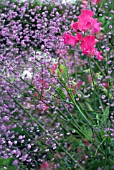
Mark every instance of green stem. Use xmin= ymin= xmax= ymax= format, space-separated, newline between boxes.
xmin=65 ymin=86 xmax=91 ymax=126
xmin=73 ymin=50 xmax=77 ymax=81
xmin=95 ymin=137 xmax=106 ymax=156
xmin=88 ymin=58 xmax=104 ymax=113
xmin=92 ymin=58 xmax=106 ymax=77
xmin=7 ymin=92 xmax=84 ymax=170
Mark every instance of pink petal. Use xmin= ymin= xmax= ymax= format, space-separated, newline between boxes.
xmin=71 ymin=22 xmax=78 ymax=32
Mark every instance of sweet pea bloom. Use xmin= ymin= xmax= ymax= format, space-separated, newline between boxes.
xmin=94 ymin=50 xmax=103 ymax=60
xmin=63 ymin=32 xmax=78 ymax=46
xmin=71 ymin=10 xmax=101 ymax=34
xmin=80 ymin=35 xmax=97 ymax=56
xmin=63 ymin=32 xmax=82 ymax=46
xmin=63 ymin=10 xmax=103 ymax=60
xmin=71 ymin=22 xmax=78 ymax=32
xmin=77 ymin=10 xmax=94 ymax=32
xmin=80 ymin=35 xmax=103 ymax=60
xmin=91 ymin=18 xmax=101 ymax=34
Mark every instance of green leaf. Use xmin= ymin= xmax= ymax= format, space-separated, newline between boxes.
xmin=85 ymin=129 xmax=92 ymax=141
xmin=62 ymin=65 xmax=68 ymax=83
xmin=0 ymin=158 xmax=16 ymax=170
xmin=85 ymin=102 xmax=94 ymax=111
xmin=98 ymin=16 xmax=105 ymax=25
xmin=56 ymin=86 xmax=66 ymax=100
xmin=10 ymin=78 xmax=15 ymax=83
xmin=0 ymin=158 xmax=13 ymax=166
xmin=100 ymin=106 xmax=110 ymax=125
xmin=58 ymin=62 xmax=68 ymax=83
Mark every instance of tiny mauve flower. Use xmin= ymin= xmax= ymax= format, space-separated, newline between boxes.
xmin=88 ymin=75 xmax=92 ymax=83
xmin=81 ymin=0 xmax=88 ymax=8
xmin=13 ymin=160 xmax=18 ymax=165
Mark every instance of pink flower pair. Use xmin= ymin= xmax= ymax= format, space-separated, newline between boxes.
xmin=63 ymin=10 xmax=103 ymax=61
xmin=63 ymin=32 xmax=82 ymax=46
xmin=71 ymin=10 xmax=101 ymax=34
xmin=80 ymin=35 xmax=103 ymax=60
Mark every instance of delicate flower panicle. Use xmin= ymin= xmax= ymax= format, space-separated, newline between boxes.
xmin=0 ymin=0 xmax=82 ymax=168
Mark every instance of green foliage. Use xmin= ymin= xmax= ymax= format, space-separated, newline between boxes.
xmin=56 ymin=86 xmax=66 ymax=100
xmin=0 ymin=158 xmax=16 ymax=170
xmin=100 ymin=106 xmax=110 ymax=125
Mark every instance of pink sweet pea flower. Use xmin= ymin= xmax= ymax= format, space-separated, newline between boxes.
xmin=81 ymin=35 xmax=103 ymax=60
xmin=76 ymin=33 xmax=83 ymax=41
xmin=63 ymin=32 xmax=82 ymax=46
xmin=63 ymin=9 xmax=103 ymax=60
xmin=91 ymin=0 xmax=100 ymax=5
xmin=97 ymin=55 xmax=103 ymax=60
xmin=79 ymin=9 xmax=94 ymax=17
xmin=77 ymin=10 xmax=94 ymax=32
xmin=91 ymin=18 xmax=102 ymax=34
xmin=78 ymin=16 xmax=93 ymax=32
xmin=63 ymin=32 xmax=78 ymax=46
xmin=71 ymin=22 xmax=78 ymax=32
xmin=72 ymin=10 xmax=101 ymax=34
xmin=94 ymin=50 xmax=103 ymax=60
xmin=80 ymin=35 xmax=97 ymax=56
